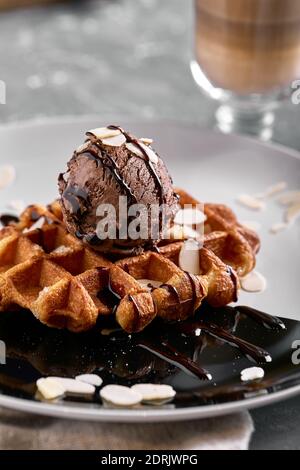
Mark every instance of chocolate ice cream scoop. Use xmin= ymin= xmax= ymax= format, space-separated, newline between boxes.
xmin=58 ymin=126 xmax=179 ymax=256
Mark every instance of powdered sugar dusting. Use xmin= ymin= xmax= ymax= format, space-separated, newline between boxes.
xmin=52 ymin=245 xmax=73 ymax=255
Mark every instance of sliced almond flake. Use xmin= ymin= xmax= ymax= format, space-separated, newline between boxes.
xmin=285 ymin=202 xmax=300 ymax=224
xmin=140 ymin=138 xmax=153 ymax=145
xmin=241 ymin=367 xmax=265 ymax=382
xmin=241 ymin=221 xmax=261 ymax=232
xmin=36 ymin=378 xmax=65 ymax=400
xmin=100 ymin=385 xmax=142 ymax=407
xmin=75 ymin=374 xmax=103 ymax=387
xmin=131 ymin=384 xmax=176 ymax=403
xmin=62 ymin=171 xmax=70 ymax=183
xmin=126 ymin=142 xmax=158 ymax=164
xmin=101 ymin=133 xmax=126 ymax=147
xmin=126 ymin=142 xmax=143 ymax=158
xmin=50 ymin=377 xmax=95 ymax=395
xmin=140 ymin=142 xmax=158 ymax=164
xmin=76 ymin=142 xmax=90 ymax=154
xmin=180 ymin=225 xmax=201 ymax=240
xmin=277 ymin=191 xmax=300 ymax=206
xmin=138 ymin=279 xmax=162 ymax=291
xmin=0 ymin=165 xmax=16 ymax=190
xmin=270 ymin=222 xmax=288 ymax=234
xmin=266 ymin=181 xmax=287 ymax=197
xmin=87 ymin=127 xmax=121 ymax=139
xmin=237 ymin=194 xmax=265 ymax=211
xmin=174 ymin=208 xmax=206 ymax=226
xmin=255 ymin=181 xmax=287 ymax=199
xmin=240 ymin=270 xmax=267 ymax=293
xmin=163 ymin=224 xmax=183 ymax=240
xmin=179 ymin=239 xmax=200 ymax=275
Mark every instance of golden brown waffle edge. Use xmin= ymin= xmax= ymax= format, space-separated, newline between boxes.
xmin=0 ymin=190 xmax=259 ymax=333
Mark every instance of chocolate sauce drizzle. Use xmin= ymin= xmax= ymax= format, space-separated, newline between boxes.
xmin=0 ymin=304 xmax=296 ymax=411
xmin=63 ymin=139 xmax=138 ymax=244
xmin=138 ymin=338 xmax=212 ymax=381
xmin=128 ymin=294 xmax=144 ymax=332
xmin=131 ymin=305 xmax=279 ymax=380
xmin=177 ymin=319 xmax=271 ymax=364
xmin=107 ymin=125 xmax=165 ymax=207
xmin=135 ymin=304 xmax=283 ymax=380
xmin=185 ymin=271 xmax=199 ymax=310
xmin=107 ymin=125 xmax=166 ymax=236
xmin=88 ymin=145 xmax=138 ymax=206
xmin=237 ymin=305 xmax=286 ymax=331
xmin=127 ymin=303 xmax=283 ymax=377
xmin=61 ymin=125 xmax=169 ymax=248
xmin=109 ymin=277 xmax=278 ymax=372
xmin=97 ymin=267 xmax=121 ymax=313
xmin=0 ymin=301 xmax=293 ymax=408
xmin=160 ymin=284 xmax=180 ymax=303
xmin=227 ymin=266 xmax=239 ymax=303
xmin=97 ymin=265 xmax=277 ymax=374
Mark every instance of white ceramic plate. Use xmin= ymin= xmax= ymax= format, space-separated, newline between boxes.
xmin=0 ymin=117 xmax=299 ymax=422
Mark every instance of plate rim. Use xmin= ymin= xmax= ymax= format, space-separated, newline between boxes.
xmin=1 ymin=116 xmax=300 ymax=422
xmin=1 ymin=115 xmax=300 ymax=162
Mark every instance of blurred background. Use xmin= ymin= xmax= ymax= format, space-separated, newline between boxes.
xmin=0 ymin=0 xmax=300 ymax=149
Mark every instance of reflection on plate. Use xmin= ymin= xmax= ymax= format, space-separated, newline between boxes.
xmin=0 ymin=305 xmax=299 ymax=411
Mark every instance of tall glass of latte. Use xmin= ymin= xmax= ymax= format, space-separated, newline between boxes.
xmin=191 ymin=0 xmax=300 ymax=138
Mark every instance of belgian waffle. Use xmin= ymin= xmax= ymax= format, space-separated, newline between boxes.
xmin=0 ymin=190 xmax=259 ymax=333
xmin=161 ymin=188 xmax=260 ymax=278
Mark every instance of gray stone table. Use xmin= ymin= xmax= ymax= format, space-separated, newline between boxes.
xmin=0 ymin=0 xmax=300 ymax=450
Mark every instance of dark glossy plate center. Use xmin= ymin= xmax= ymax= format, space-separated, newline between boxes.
xmin=0 ymin=304 xmax=299 ymax=409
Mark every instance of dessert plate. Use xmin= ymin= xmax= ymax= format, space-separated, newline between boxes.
xmin=0 ymin=117 xmax=299 ymax=422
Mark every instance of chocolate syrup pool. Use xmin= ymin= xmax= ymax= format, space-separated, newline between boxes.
xmin=0 ymin=304 xmax=300 ymax=408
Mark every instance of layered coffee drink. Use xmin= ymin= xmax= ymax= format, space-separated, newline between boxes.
xmin=195 ymin=0 xmax=300 ymax=94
